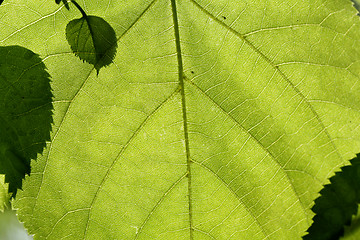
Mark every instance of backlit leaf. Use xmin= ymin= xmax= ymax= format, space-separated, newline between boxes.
xmin=0 ymin=0 xmax=359 ymax=239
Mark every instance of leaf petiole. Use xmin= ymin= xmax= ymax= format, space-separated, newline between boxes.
xmin=70 ymin=0 xmax=87 ymax=17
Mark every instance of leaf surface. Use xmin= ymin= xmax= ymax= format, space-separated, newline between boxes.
xmin=0 ymin=0 xmax=360 ymax=239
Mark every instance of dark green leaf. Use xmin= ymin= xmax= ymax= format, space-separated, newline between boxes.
xmin=66 ymin=15 xmax=117 ymax=75
xmin=55 ymin=0 xmax=69 ymax=10
xmin=0 ymin=46 xmax=53 ymax=197
xmin=304 ymin=154 xmax=360 ymax=240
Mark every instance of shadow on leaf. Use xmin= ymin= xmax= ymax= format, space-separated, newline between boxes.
xmin=0 ymin=46 xmax=53 ymax=197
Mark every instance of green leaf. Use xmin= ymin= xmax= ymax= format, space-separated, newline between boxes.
xmin=66 ymin=15 xmax=117 ymax=74
xmin=304 ymin=154 xmax=360 ymax=240
xmin=1 ymin=0 xmax=360 ymax=239
xmin=55 ymin=0 xmax=69 ymax=10
xmin=0 ymin=46 xmax=53 ymax=197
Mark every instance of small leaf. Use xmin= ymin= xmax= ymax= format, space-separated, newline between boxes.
xmin=55 ymin=0 xmax=69 ymax=10
xmin=0 ymin=46 xmax=53 ymax=197
xmin=303 ymin=154 xmax=360 ymax=240
xmin=66 ymin=15 xmax=117 ymax=74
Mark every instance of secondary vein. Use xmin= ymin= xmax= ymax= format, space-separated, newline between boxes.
xmin=170 ymin=0 xmax=194 ymax=239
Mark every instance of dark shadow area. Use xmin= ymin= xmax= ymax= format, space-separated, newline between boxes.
xmin=304 ymin=154 xmax=360 ymax=240
xmin=0 ymin=46 xmax=53 ymax=197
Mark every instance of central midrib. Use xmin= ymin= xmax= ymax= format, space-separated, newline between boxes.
xmin=170 ymin=0 xmax=194 ymax=239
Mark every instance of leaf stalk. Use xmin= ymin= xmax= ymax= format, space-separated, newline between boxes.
xmin=70 ymin=0 xmax=87 ymax=17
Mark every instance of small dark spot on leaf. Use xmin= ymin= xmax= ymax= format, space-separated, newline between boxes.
xmin=222 ymin=16 xmax=226 ymax=20
xmin=191 ymin=71 xmax=194 ymax=74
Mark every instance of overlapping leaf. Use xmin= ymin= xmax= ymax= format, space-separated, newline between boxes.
xmin=0 ymin=46 xmax=53 ymax=197
xmin=304 ymin=154 xmax=360 ymax=240
xmin=66 ymin=15 xmax=117 ymax=74
xmin=0 ymin=0 xmax=359 ymax=239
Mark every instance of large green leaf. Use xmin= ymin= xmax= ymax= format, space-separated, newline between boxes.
xmin=1 ymin=0 xmax=360 ymax=239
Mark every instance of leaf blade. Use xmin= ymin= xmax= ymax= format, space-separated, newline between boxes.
xmin=1 ymin=0 xmax=359 ymax=239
